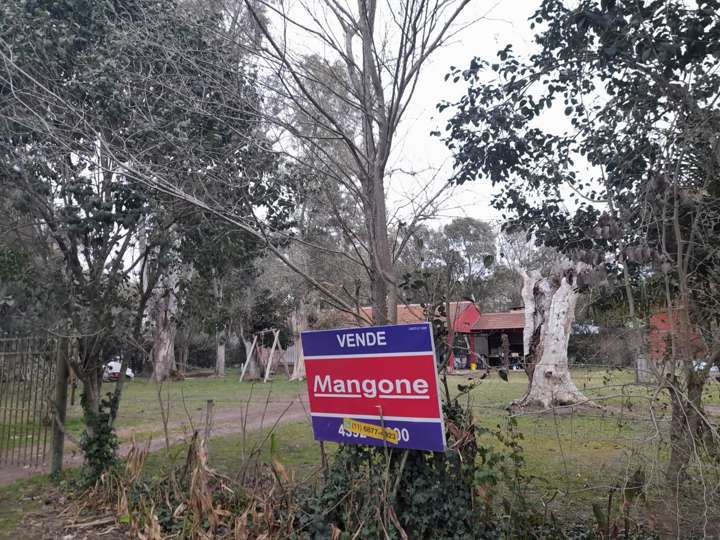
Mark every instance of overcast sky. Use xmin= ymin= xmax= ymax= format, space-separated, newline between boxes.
xmin=386 ymin=0 xmax=543 ymax=229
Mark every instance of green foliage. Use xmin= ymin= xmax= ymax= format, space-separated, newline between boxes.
xmin=250 ymin=289 xmax=294 ymax=348
xmin=296 ymin=384 xmax=561 ymax=539
xmin=0 ymin=247 xmax=29 ymax=282
xmin=79 ymin=393 xmax=119 ymax=484
xmin=442 ymin=0 xmax=720 ymax=309
xmin=397 ymin=218 xmax=498 ymax=306
xmin=443 ymin=2 xmax=720 ymax=480
xmin=2 ymin=0 xmax=296 ymax=469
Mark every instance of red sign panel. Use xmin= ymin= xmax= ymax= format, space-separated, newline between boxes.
xmin=301 ymin=323 xmax=446 ymax=451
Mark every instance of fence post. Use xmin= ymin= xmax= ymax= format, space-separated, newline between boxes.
xmin=203 ymin=399 xmax=214 ymax=442
xmin=50 ymin=342 xmax=69 ymax=476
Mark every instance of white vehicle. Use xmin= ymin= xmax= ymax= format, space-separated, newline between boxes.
xmin=693 ymin=360 xmax=719 ymax=374
xmin=103 ymin=360 xmax=135 ymax=382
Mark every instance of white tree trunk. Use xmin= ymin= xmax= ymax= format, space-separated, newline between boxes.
xmin=151 ymin=271 xmax=179 ymax=382
xmin=290 ymin=303 xmax=306 ymax=381
xmin=215 ymin=325 xmax=226 ymax=377
xmin=520 ymin=270 xmax=539 ymax=356
xmin=212 ymin=273 xmax=227 ymax=377
xmin=516 ymin=268 xmax=590 ymax=408
xmin=246 ymin=347 xmax=260 ymax=380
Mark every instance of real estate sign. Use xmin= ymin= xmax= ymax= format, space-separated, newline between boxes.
xmin=300 ymin=323 xmax=446 ymax=452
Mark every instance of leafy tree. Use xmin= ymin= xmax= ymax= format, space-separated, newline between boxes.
xmin=1 ymin=0 xmax=159 ymax=469
xmin=0 ymin=0 xmax=287 ymax=474
xmin=444 ymin=217 xmax=496 ymax=286
xmin=397 ymin=218 xmax=497 ymax=307
xmin=0 ymin=193 xmax=66 ymax=333
xmin=444 ymin=0 xmax=720 ymax=481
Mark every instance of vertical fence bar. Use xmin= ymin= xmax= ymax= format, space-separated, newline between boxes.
xmin=51 ymin=337 xmax=69 ymax=475
xmin=28 ymin=338 xmax=42 ymax=466
xmin=36 ymin=339 xmax=51 ymax=467
xmin=0 ymin=339 xmax=9 ymax=466
xmin=7 ymin=338 xmax=22 ymax=466
xmin=34 ymin=338 xmax=45 ymax=467
xmin=42 ymin=338 xmax=59 ymax=466
xmin=19 ymin=338 xmax=32 ymax=465
xmin=2 ymin=338 xmax=13 ymax=467
xmin=17 ymin=339 xmax=26 ymax=466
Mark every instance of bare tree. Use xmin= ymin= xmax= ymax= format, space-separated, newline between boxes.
xmin=242 ymin=0 xmax=473 ymax=323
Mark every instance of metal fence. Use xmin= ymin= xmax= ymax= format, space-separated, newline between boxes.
xmin=0 ymin=336 xmax=61 ymax=468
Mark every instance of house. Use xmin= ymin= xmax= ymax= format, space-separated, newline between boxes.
xmin=353 ymin=301 xmax=476 ymax=326
xmin=648 ymin=309 xmax=704 ymax=363
xmin=449 ymin=304 xmax=525 ymax=369
xmin=350 ymin=302 xmax=526 ymax=370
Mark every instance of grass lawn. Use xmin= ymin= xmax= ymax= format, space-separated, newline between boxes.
xmin=137 ymin=367 xmax=703 ymax=522
xmin=10 ymin=364 xmax=720 ymax=448
xmin=62 ymin=367 xmax=307 ymax=442
xmin=3 ymin=366 xmax=718 ymax=535
xmin=0 ymin=474 xmax=56 ymax=539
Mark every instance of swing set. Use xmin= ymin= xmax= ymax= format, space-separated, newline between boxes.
xmin=238 ymin=328 xmax=289 ymax=383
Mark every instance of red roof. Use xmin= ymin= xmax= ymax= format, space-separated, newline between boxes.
xmin=452 ymin=303 xmax=481 ymax=332
xmin=356 ymin=301 xmax=475 ymax=325
xmin=348 ymin=303 xmax=524 ymax=332
xmin=471 ymin=311 xmax=525 ymax=331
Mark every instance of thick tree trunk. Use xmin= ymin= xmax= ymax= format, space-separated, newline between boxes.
xmin=666 ymin=371 xmax=706 ymax=484
xmin=515 ymin=270 xmax=590 ymax=408
xmin=79 ymin=349 xmax=103 ymax=440
xmin=664 ymin=302 xmax=713 ymax=484
xmin=245 ymin=349 xmax=260 ymax=380
xmin=151 ymin=272 xmax=179 ymax=382
xmin=212 ymin=274 xmax=227 ymax=377
xmin=178 ymin=343 xmax=189 ymax=374
xmin=365 ymin=188 xmax=395 ymax=324
xmin=176 ymin=324 xmax=190 ymax=375
xmin=520 ymin=270 xmax=541 ymax=356
xmin=215 ymin=325 xmax=227 ymax=377
xmin=152 ymin=315 xmax=177 ymax=381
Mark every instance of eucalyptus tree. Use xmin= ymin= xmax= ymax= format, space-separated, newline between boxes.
xmin=0 ymin=0 xmax=160 ymax=469
xmin=445 ymin=0 xmax=720 ymax=482
xmin=239 ymin=0 xmax=474 ymax=323
xmin=0 ymin=0 xmax=288 ymax=472
xmin=179 ymin=214 xmax=269 ymax=377
xmin=444 ymin=218 xmax=496 ymax=285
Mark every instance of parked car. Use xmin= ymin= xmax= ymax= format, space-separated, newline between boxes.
xmin=103 ymin=361 xmax=135 ymax=382
xmin=693 ymin=360 xmax=719 ymax=373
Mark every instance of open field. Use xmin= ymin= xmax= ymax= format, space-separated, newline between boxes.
xmin=65 ymin=368 xmax=308 ymax=441
xmin=5 ymin=365 xmax=718 ymax=452
xmin=63 ymin=365 xmax=720 ymax=439
xmin=2 ymin=367 xmax=720 ymax=537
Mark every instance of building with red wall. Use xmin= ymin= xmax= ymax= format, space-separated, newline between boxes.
xmin=347 ymin=302 xmax=526 ymax=369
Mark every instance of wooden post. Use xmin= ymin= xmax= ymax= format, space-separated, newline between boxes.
xmin=263 ymin=330 xmax=280 ymax=383
xmin=69 ymin=369 xmax=77 ymax=406
xmin=50 ymin=340 xmax=69 ymax=476
xmin=203 ymin=399 xmax=214 ymax=447
xmin=238 ymin=335 xmax=258 ymax=382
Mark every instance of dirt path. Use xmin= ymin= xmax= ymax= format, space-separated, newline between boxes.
xmin=0 ymin=396 xmax=310 ymax=487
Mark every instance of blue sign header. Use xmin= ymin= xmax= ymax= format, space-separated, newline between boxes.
xmin=301 ymin=323 xmax=433 ymax=357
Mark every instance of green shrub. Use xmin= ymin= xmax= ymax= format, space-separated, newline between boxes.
xmin=295 ymin=382 xmax=564 ymax=539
